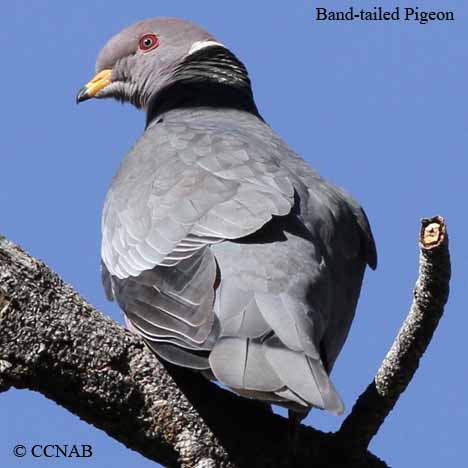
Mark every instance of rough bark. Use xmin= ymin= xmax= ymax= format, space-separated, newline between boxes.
xmin=337 ymin=217 xmax=450 ymax=451
xmin=0 ymin=217 xmax=450 ymax=468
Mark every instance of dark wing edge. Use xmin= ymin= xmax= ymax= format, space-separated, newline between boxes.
xmin=101 ymin=261 xmax=114 ymax=301
xmin=338 ymin=188 xmax=377 ymax=270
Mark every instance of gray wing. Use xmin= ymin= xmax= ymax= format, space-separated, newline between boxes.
xmin=101 ymin=116 xmax=376 ymax=413
xmin=205 ymin=126 xmax=376 ymax=413
xmin=280 ymin=153 xmax=377 ymax=369
xmin=101 ymin=121 xmax=294 ymax=279
xmin=101 ymin=120 xmax=295 ymax=368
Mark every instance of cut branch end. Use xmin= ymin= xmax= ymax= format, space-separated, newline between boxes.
xmin=420 ymin=216 xmax=446 ymax=249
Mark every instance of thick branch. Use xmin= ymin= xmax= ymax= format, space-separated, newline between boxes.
xmin=0 ymin=216 xmax=450 ymax=467
xmin=337 ymin=216 xmax=451 ymax=450
xmin=0 ymin=235 xmax=387 ymax=468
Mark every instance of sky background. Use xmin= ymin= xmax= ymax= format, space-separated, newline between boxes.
xmin=0 ymin=1 xmax=465 ymax=466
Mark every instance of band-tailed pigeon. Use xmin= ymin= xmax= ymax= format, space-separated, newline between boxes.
xmin=77 ymin=18 xmax=376 ymax=417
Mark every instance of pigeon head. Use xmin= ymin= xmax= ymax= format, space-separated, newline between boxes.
xmin=76 ymin=18 xmax=252 ymax=113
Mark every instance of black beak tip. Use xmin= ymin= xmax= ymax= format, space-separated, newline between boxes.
xmin=76 ymin=87 xmax=90 ymax=104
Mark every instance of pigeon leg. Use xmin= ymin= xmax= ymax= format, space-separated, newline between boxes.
xmin=288 ymin=409 xmax=307 ymax=465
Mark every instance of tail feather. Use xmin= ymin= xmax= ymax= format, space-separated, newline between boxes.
xmin=209 ymin=335 xmax=343 ymax=414
xmin=264 ymin=335 xmax=343 ymax=414
xmin=209 ymin=337 xmax=283 ymax=392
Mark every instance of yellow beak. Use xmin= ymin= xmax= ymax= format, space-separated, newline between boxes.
xmin=76 ymin=69 xmax=112 ymax=103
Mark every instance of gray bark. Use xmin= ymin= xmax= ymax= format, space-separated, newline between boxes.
xmin=338 ymin=216 xmax=450 ymax=451
xmin=0 ymin=216 xmax=450 ymax=467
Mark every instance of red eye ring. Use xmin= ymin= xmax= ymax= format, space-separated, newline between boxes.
xmin=138 ymin=33 xmax=159 ymax=52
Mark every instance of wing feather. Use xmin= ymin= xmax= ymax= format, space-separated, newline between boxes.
xmin=102 ymin=122 xmax=294 ymax=279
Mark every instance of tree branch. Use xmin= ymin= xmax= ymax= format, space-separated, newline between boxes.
xmin=0 ymin=217 xmax=450 ymax=467
xmin=337 ymin=216 xmax=451 ymax=451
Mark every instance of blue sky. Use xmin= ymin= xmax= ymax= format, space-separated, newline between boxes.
xmin=0 ymin=1 xmax=465 ymax=466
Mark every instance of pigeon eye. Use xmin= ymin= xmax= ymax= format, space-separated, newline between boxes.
xmin=138 ymin=34 xmax=159 ymax=52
